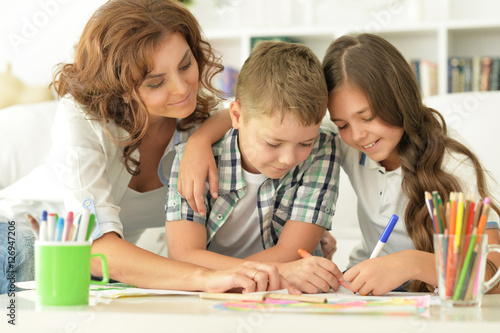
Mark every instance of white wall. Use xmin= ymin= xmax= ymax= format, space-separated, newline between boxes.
xmin=0 ymin=0 xmax=107 ymax=86
xmin=3 ymin=0 xmax=499 ymax=87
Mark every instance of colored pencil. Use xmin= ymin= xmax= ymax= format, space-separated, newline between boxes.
xmin=85 ymin=213 xmax=96 ymax=241
xmin=63 ymin=211 xmax=73 ymax=242
xmin=477 ymin=198 xmax=490 ymax=235
xmin=432 ymin=191 xmax=444 ymax=233
xmin=453 ymin=228 xmax=477 ymax=300
xmin=462 ymin=198 xmax=476 ymax=260
xmin=464 ymin=252 xmax=479 ymax=301
xmin=472 ymin=199 xmax=483 ymax=228
xmin=425 ymin=191 xmax=492 ymax=301
xmin=425 ymin=192 xmax=437 ymax=232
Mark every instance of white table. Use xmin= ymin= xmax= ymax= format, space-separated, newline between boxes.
xmin=1 ymin=290 xmax=499 ymax=332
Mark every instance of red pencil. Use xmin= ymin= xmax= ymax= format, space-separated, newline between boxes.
xmin=462 ymin=198 xmax=476 ymax=266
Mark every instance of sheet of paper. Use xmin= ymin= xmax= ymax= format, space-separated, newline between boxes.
xmin=215 ymin=294 xmax=431 ymax=316
xmin=89 ymin=283 xmax=201 ymax=298
xmin=15 ymin=281 xmax=200 ymax=299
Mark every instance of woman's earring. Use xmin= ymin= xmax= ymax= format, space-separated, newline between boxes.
xmin=123 ymin=97 xmax=130 ymax=104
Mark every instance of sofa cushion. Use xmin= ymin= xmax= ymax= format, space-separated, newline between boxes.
xmin=0 ymin=100 xmax=58 ymax=189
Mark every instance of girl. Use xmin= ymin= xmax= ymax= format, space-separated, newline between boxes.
xmin=322 ymin=33 xmax=500 ymax=295
xmin=0 ymin=0 xmax=290 ymax=294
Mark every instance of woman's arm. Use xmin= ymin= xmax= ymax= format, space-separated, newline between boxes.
xmin=177 ymin=109 xmax=232 ymax=215
xmin=91 ymin=232 xmax=285 ymax=293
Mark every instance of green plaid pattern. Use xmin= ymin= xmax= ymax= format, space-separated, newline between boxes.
xmin=165 ymin=127 xmax=340 ymax=255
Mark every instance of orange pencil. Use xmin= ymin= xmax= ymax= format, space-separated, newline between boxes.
xmin=477 ymin=198 xmax=490 ymax=235
xmin=297 ymin=249 xmax=351 ymax=291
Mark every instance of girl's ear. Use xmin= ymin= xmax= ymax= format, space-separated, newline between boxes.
xmin=229 ymin=100 xmax=242 ymax=129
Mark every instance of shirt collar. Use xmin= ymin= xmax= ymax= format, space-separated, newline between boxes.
xmin=359 ymin=152 xmax=402 ymax=175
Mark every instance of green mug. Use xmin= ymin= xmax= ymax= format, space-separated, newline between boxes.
xmin=35 ymin=241 xmax=109 ymax=306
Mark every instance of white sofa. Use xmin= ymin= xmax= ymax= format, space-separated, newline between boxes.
xmin=2 ymin=92 xmax=499 ymax=269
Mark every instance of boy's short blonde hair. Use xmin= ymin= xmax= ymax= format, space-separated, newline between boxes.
xmin=234 ymin=41 xmax=328 ymax=126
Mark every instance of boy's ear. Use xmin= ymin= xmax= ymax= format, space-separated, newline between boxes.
xmin=229 ymin=100 xmax=242 ymax=129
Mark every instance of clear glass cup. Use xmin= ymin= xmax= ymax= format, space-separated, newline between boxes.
xmin=434 ymin=234 xmax=500 ymax=307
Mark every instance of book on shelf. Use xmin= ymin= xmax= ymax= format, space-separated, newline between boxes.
xmin=448 ymin=57 xmax=460 ymax=93
xmin=489 ymin=57 xmax=500 ymax=91
xmin=447 ymin=56 xmax=500 ymax=93
xmin=411 ymin=59 xmax=438 ymax=98
xmin=480 ymin=56 xmax=492 ymax=91
xmin=463 ymin=58 xmax=473 ymax=92
xmin=472 ymin=56 xmax=481 ymax=92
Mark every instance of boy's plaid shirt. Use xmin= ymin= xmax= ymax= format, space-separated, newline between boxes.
xmin=165 ymin=127 xmax=340 ymax=255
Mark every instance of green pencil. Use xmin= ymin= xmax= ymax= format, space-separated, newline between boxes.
xmin=453 ymin=229 xmax=477 ymax=300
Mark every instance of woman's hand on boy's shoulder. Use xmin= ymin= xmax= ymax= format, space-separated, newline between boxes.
xmin=177 ymin=135 xmax=219 ymax=216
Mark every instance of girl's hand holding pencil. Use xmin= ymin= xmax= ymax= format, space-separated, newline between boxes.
xmin=343 ymin=249 xmax=429 ymax=296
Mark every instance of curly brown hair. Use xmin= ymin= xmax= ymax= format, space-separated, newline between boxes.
xmin=52 ymin=0 xmax=223 ymax=175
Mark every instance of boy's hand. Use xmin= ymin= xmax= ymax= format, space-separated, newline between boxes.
xmin=177 ymin=136 xmax=219 ymax=216
xmin=320 ymin=230 xmax=337 ymax=260
xmin=279 ymin=256 xmax=344 ymax=294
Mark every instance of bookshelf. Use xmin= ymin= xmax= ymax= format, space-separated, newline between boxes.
xmin=198 ymin=5 xmax=500 ymax=97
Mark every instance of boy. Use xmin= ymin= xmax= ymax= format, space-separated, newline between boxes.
xmin=165 ymin=41 xmax=343 ymax=293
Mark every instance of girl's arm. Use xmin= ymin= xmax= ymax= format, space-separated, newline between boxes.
xmin=343 ymin=250 xmax=436 ymax=296
xmin=177 ymin=109 xmax=232 ymax=216
xmin=485 ymin=228 xmax=500 ymax=294
xmin=344 ymin=227 xmax=500 ymax=296
xmin=91 ymin=232 xmax=285 ymax=293
xmin=165 ymin=219 xmax=344 ymax=294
